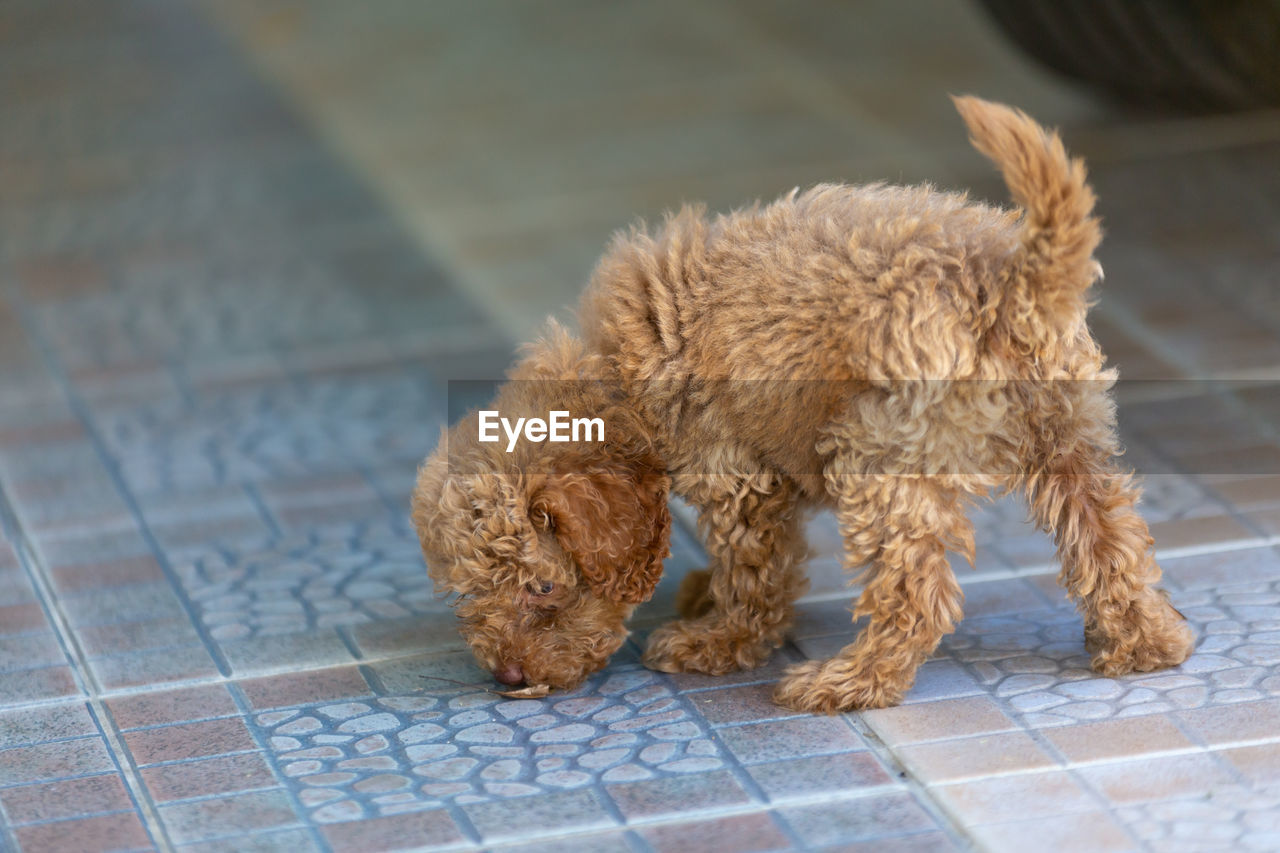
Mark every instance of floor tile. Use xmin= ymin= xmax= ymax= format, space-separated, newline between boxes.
xmin=1040 ymin=715 xmax=1196 ymax=764
xmin=13 ymin=811 xmax=154 ymax=853
xmin=0 ymin=773 xmax=134 ymax=824
xmin=686 ymin=683 xmax=804 ymax=727
xmin=1218 ymin=743 xmax=1280 ymax=786
xmin=967 ymin=810 xmax=1136 ymax=853
xmin=606 ymin=769 xmax=751 ymax=820
xmin=0 ymin=737 xmax=115 ymax=787
xmin=932 ymin=771 xmax=1100 ymax=825
xmin=1078 ymin=752 xmax=1237 ymax=806
xmin=461 ymin=789 xmax=615 ymax=844
xmin=0 ymin=702 xmax=97 ymax=748
xmin=714 ymin=715 xmax=867 ymax=764
xmin=1176 ymin=698 xmax=1280 ymax=747
xmin=861 ymin=696 xmax=1019 ymax=745
xmin=141 ymin=752 xmax=277 ymax=802
xmin=776 ymin=792 xmax=940 ymax=847
xmin=640 ymin=811 xmax=792 ymax=853
xmin=238 ymin=666 xmax=374 ymax=711
xmin=158 ymin=789 xmax=301 ymax=845
xmin=123 ymin=717 xmax=257 ymax=766
xmin=320 ymin=809 xmax=465 ymax=853
xmin=7 ymin=0 xmax=1280 ymax=848
xmin=895 ymin=731 xmax=1059 ymax=783
xmin=106 ymin=684 xmax=239 ymax=731
xmin=747 ymin=752 xmax=896 ymax=801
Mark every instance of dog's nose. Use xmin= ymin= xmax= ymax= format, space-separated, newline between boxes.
xmin=494 ymin=662 xmax=525 ymax=686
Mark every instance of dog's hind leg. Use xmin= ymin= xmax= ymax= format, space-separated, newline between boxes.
xmin=643 ymin=469 xmax=808 ymax=676
xmin=774 ymin=472 xmax=972 ymax=712
xmin=1025 ymin=445 xmax=1194 ymax=676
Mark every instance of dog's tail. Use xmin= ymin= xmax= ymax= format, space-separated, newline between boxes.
xmin=952 ymin=95 xmax=1102 ymax=349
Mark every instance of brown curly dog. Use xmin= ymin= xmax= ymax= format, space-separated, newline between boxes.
xmin=412 ymin=96 xmax=1194 ymax=712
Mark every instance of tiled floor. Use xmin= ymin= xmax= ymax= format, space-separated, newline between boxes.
xmin=2 ymin=0 xmax=1280 ymax=850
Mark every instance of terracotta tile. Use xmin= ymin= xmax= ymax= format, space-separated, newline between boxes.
xmin=896 ymin=731 xmax=1058 ymax=783
xmin=237 ymin=665 xmax=372 ymax=710
xmin=1209 ymin=475 xmax=1280 ymax=509
xmin=968 ymin=811 xmax=1134 ymax=853
xmin=1175 ymin=444 xmax=1280 ymax=480
xmin=77 ymin=618 xmax=204 ymax=656
xmin=15 ymin=811 xmax=152 ymax=853
xmin=34 ymin=527 xmax=153 ymax=567
xmin=0 ymin=701 xmax=97 ymax=747
xmin=177 ymin=827 xmax=319 ymax=853
xmin=1176 ymin=698 xmax=1280 ymax=746
xmin=715 ymin=715 xmax=866 ymax=764
xmin=861 ymin=696 xmax=1018 ymax=745
xmin=1149 ymin=514 xmax=1260 ymax=552
xmin=688 ymin=683 xmax=803 ymax=727
xmin=159 ymin=789 xmax=299 ymax=844
xmin=821 ymin=832 xmax=961 ymax=853
xmin=777 ymin=792 xmax=938 ymax=846
xmin=0 ymin=737 xmax=114 ymax=786
xmin=123 ymin=718 xmax=256 ymax=766
xmin=15 ymin=256 xmax=107 ymax=302
xmin=748 ymin=752 xmax=896 ymax=800
xmin=0 ymin=566 xmax=36 ymax=607
xmin=641 ymin=812 xmax=791 ymax=853
xmin=607 ymin=770 xmax=750 ymax=820
xmin=60 ymin=582 xmax=188 ymax=628
xmin=462 ymin=789 xmax=614 ymax=843
xmin=932 ymin=771 xmax=1101 ymax=824
xmin=88 ymin=645 xmax=221 ymax=690
xmin=496 ymin=833 xmax=634 ymax=853
xmin=107 ymin=684 xmax=238 ymax=730
xmin=1158 ymin=545 xmax=1280 ymax=591
xmin=1042 ymin=715 xmax=1195 ymax=764
xmin=1077 ymin=752 xmax=1235 ymax=805
xmin=0 ymin=773 xmax=133 ymax=824
xmin=1219 ymin=743 xmax=1280 ymax=785
xmin=49 ymin=555 xmax=165 ymax=593
xmin=142 ymin=752 xmax=276 ymax=802
xmin=0 ymin=601 xmax=51 ymax=634
xmin=0 ymin=630 xmax=66 ymax=671
xmin=0 ymin=664 xmax=81 ymax=703
xmin=322 ymin=809 xmax=465 ymax=853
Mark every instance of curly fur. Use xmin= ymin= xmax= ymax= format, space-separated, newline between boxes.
xmin=412 ymin=97 xmax=1193 ymax=710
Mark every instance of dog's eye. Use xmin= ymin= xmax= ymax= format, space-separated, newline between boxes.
xmin=529 ymin=581 xmax=555 ymax=596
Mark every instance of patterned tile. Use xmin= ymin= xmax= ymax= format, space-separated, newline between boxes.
xmin=250 ymin=666 xmax=727 ymax=823
xmin=173 ymin=522 xmax=433 ymax=646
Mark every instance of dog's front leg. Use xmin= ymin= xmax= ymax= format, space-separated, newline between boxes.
xmin=643 ymin=471 xmax=807 ymax=676
xmin=774 ymin=476 xmax=969 ymax=712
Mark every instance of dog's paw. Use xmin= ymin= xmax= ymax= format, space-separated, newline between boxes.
xmin=772 ymin=659 xmax=901 ymax=713
xmin=1086 ymin=597 xmax=1195 ymax=676
xmin=642 ymin=617 xmax=773 ymax=675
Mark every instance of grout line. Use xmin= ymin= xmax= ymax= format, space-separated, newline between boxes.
xmin=841 ymin=712 xmax=981 ymax=851
xmin=0 ymin=485 xmax=177 ymax=852
xmin=224 ymin=681 xmax=333 ymax=853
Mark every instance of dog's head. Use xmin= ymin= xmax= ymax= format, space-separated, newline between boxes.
xmin=411 ymin=330 xmax=671 ymax=690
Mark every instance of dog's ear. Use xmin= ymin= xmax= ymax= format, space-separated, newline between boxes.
xmin=533 ymin=455 xmax=670 ymax=604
